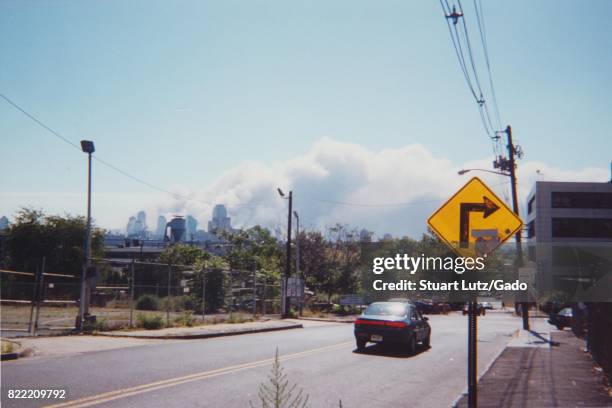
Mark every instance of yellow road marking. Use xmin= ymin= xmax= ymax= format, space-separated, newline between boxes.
xmin=46 ymin=341 xmax=353 ymax=408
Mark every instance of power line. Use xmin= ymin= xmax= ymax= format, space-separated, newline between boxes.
xmin=0 ymin=93 xmax=218 ymax=206
xmin=0 ymin=93 xmax=82 ymax=151
xmin=473 ymin=0 xmax=503 ymax=130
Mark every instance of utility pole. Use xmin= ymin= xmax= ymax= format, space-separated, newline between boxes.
xmin=284 ymin=191 xmax=293 ymax=318
xmin=495 ymin=125 xmax=528 ymax=330
xmin=277 ymin=188 xmax=293 ymax=318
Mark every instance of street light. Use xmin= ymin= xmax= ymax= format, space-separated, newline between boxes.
xmin=458 ymin=168 xmax=509 ymax=177
xmin=78 ymin=140 xmax=95 ymax=331
xmin=278 ymin=188 xmax=292 ymax=318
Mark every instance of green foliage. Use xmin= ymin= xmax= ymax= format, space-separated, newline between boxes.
xmin=137 ymin=314 xmax=164 ymax=330
xmin=136 ymin=294 xmax=160 ymax=311
xmin=173 ymin=311 xmax=197 ymax=327
xmin=2 ymin=208 xmax=104 ymax=299
xmin=192 ymin=256 xmax=230 ymax=313
xmin=250 ymin=348 xmax=309 ymax=408
xmin=160 ymin=295 xmax=196 ymax=312
xmin=226 ymin=312 xmax=252 ymax=324
xmin=83 ymin=318 xmax=109 ymax=332
xmin=287 ymin=308 xmax=299 ymax=319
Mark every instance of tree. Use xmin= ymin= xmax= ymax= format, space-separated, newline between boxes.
xmin=1 ymin=208 xmax=104 ymax=298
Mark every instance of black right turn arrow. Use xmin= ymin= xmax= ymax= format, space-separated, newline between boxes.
xmin=459 ymin=196 xmax=499 ymax=248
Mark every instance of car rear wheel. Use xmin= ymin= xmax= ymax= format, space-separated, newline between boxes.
xmin=408 ymin=335 xmax=417 ymax=355
xmin=356 ymin=338 xmax=367 ymax=351
xmin=422 ymin=332 xmax=431 ymax=348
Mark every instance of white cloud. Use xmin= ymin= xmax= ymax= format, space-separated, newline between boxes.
xmin=156 ymin=138 xmax=609 ymax=238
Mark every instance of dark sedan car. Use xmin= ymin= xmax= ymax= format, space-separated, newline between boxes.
xmin=354 ymin=301 xmax=431 ymax=354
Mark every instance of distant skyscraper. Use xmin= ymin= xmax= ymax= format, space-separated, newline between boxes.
xmin=0 ymin=216 xmax=9 ymax=231
xmin=208 ymin=204 xmax=232 ymax=232
xmin=359 ymin=228 xmax=373 ymax=242
xmin=126 ymin=216 xmax=136 ymax=236
xmin=155 ymin=215 xmax=167 ymax=238
xmin=185 ymin=215 xmax=198 ymax=241
xmin=126 ymin=211 xmax=148 ymax=237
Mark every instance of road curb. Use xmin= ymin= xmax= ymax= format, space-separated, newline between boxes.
xmin=297 ymin=317 xmax=355 ymax=324
xmin=95 ymin=323 xmax=303 ymax=340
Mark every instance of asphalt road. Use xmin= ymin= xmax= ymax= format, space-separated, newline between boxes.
xmin=2 ymin=312 xmax=519 ymax=408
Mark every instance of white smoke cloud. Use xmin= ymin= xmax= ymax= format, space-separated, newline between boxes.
xmin=156 ymin=138 xmax=609 ymax=238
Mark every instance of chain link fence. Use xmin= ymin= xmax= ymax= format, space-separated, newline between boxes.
xmin=1 ymin=257 xmax=282 ymax=334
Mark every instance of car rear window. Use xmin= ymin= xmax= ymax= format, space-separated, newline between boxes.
xmin=365 ymin=303 xmax=409 ymax=317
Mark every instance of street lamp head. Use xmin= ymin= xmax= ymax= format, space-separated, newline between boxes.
xmin=458 ymin=169 xmax=470 ymax=175
xmin=293 ymin=211 xmax=299 ymax=219
xmin=277 ymin=188 xmax=285 ymax=197
xmin=80 ymin=140 xmax=95 ymax=154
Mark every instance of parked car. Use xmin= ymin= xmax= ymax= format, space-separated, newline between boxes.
xmin=414 ymin=300 xmax=433 ymax=314
xmin=354 ymin=301 xmax=431 ymax=354
xmin=554 ymin=307 xmax=572 ymax=330
xmin=462 ymin=303 xmax=486 ymax=316
xmin=482 ymin=302 xmax=494 ymax=310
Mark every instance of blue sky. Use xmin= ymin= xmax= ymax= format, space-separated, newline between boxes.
xmin=1 ymin=0 xmax=610 ymax=235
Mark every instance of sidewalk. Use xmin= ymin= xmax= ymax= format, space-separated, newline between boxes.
xmin=97 ymin=319 xmax=302 ymax=339
xmin=455 ymin=318 xmax=611 ymax=407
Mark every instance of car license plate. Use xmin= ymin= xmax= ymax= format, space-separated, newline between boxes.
xmin=371 ymin=334 xmax=383 ymax=342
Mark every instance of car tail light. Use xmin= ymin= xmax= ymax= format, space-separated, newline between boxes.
xmin=354 ymin=319 xmax=407 ymax=328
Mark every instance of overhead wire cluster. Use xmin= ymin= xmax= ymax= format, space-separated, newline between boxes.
xmin=439 ymin=0 xmax=511 ymax=201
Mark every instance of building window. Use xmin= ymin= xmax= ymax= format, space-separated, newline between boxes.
xmin=527 ymin=221 xmax=535 ymax=238
xmin=551 ymin=192 xmax=612 ymax=209
xmin=527 ymin=196 xmax=535 ymax=214
xmin=551 ymin=218 xmax=612 ymax=239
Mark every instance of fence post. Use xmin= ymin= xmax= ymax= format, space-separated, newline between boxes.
xmin=33 ymin=257 xmax=46 ymax=336
xmin=263 ymin=281 xmax=267 ymax=316
xmin=129 ymin=260 xmax=135 ymax=328
xmin=252 ymin=268 xmax=257 ymax=318
xmin=28 ymin=266 xmax=38 ymax=334
xmin=166 ymin=263 xmax=171 ymax=327
xmin=201 ymin=269 xmax=206 ymax=323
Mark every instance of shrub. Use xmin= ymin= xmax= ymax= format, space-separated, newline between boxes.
xmin=136 ymin=294 xmax=160 ymax=311
xmin=160 ymin=295 xmax=195 ymax=312
xmin=137 ymin=314 xmax=164 ymax=330
xmin=83 ymin=318 xmax=109 ymax=332
xmin=287 ymin=308 xmax=299 ymax=319
xmin=250 ymin=348 xmax=309 ymax=408
xmin=174 ymin=312 xmax=197 ymax=327
xmin=226 ymin=313 xmax=252 ymax=324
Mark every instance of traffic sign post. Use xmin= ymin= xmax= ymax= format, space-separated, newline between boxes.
xmin=427 ymin=177 xmax=523 ymax=408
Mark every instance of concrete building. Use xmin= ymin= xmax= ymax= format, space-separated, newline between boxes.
xmin=186 ymin=215 xmax=198 ymax=242
xmin=155 ymin=215 xmax=167 ymax=238
xmin=525 ymin=181 xmax=612 ymax=300
xmin=208 ymin=204 xmax=232 ymax=233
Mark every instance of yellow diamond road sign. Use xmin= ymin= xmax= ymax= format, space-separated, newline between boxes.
xmin=427 ymin=177 xmax=522 ymax=258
